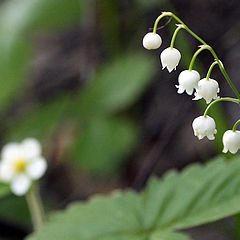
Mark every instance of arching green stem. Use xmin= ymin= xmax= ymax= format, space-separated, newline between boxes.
xmin=232 ymin=119 xmax=240 ymax=132
xmin=170 ymin=24 xmax=185 ymax=49
xmin=206 ymin=61 xmax=219 ymax=80
xmin=153 ymin=12 xmax=240 ymax=100
xmin=153 ymin=12 xmax=173 ymax=34
xmin=189 ymin=45 xmax=211 ymax=71
xmin=203 ymin=97 xmax=240 ymax=118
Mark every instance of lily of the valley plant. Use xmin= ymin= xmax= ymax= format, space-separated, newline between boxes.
xmin=143 ymin=12 xmax=240 ymax=154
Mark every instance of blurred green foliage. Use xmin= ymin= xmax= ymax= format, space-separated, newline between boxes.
xmin=0 ymin=194 xmax=30 ymax=225
xmin=71 ymin=116 xmax=137 ymax=174
xmin=77 ymin=54 xmax=155 ymax=114
xmin=0 ymin=0 xmax=85 ymax=110
xmin=7 ymin=53 xmax=156 ymax=175
xmin=0 ymin=0 xmax=157 ymax=179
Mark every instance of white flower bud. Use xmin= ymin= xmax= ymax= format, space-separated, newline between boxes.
xmin=193 ymin=78 xmax=220 ymax=104
xmin=142 ymin=32 xmax=162 ymax=50
xmin=192 ymin=115 xmax=217 ymax=140
xmin=160 ymin=47 xmax=181 ymax=72
xmin=176 ymin=70 xmax=200 ymax=95
xmin=222 ymin=130 xmax=240 ymax=154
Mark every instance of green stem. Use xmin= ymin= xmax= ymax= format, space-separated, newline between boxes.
xmin=153 ymin=12 xmax=240 ymax=100
xmin=233 ymin=119 xmax=240 ymax=132
xmin=26 ymin=183 xmax=45 ymax=231
xmin=188 ymin=45 xmax=211 ymax=71
xmin=170 ymin=24 xmax=184 ymax=49
xmin=153 ymin=12 xmax=172 ymax=34
xmin=206 ymin=61 xmax=219 ymax=80
xmin=203 ymin=97 xmax=240 ymax=117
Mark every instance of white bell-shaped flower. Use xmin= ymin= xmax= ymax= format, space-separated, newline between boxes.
xmin=222 ymin=130 xmax=240 ymax=154
xmin=193 ymin=78 xmax=220 ymax=104
xmin=192 ymin=115 xmax=217 ymax=140
xmin=142 ymin=32 xmax=162 ymax=50
xmin=0 ymin=138 xmax=47 ymax=196
xmin=176 ymin=70 xmax=200 ymax=95
xmin=160 ymin=47 xmax=181 ymax=72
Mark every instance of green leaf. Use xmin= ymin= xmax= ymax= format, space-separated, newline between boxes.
xmin=71 ymin=116 xmax=138 ymax=175
xmin=150 ymin=231 xmax=193 ymax=240
xmin=27 ymin=156 xmax=240 ymax=240
xmin=78 ymin=53 xmax=156 ymax=115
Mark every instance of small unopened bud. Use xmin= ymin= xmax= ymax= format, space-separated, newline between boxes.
xmin=142 ymin=32 xmax=162 ymax=50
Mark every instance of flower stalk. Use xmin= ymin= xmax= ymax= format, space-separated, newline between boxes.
xmin=26 ymin=183 xmax=45 ymax=231
xmin=170 ymin=24 xmax=185 ymax=49
xmin=206 ymin=61 xmax=219 ymax=80
xmin=233 ymin=120 xmax=240 ymax=132
xmin=203 ymin=97 xmax=240 ymax=118
xmin=189 ymin=45 xmax=211 ymax=71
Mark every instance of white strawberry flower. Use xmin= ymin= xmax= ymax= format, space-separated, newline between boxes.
xmin=192 ymin=115 xmax=217 ymax=140
xmin=0 ymin=138 xmax=47 ymax=196
xmin=193 ymin=78 xmax=220 ymax=104
xmin=160 ymin=47 xmax=181 ymax=72
xmin=142 ymin=32 xmax=162 ymax=50
xmin=222 ymin=130 xmax=240 ymax=154
xmin=176 ymin=70 xmax=200 ymax=95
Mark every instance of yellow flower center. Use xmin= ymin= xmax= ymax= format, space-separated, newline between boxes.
xmin=14 ymin=158 xmax=27 ymax=173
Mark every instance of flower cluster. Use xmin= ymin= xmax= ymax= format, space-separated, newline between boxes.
xmin=143 ymin=12 xmax=240 ymax=154
xmin=0 ymin=138 xmax=47 ymax=196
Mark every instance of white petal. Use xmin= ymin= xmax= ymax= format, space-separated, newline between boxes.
xmin=206 ymin=99 xmax=211 ymax=104
xmin=167 ymin=66 xmax=174 ymax=73
xmin=1 ymin=143 xmax=22 ymax=160
xmin=21 ymin=138 xmax=41 ymax=159
xmin=192 ymin=95 xmax=202 ymax=101
xmin=0 ymin=162 xmax=14 ymax=182
xmin=222 ymin=147 xmax=228 ymax=153
xmin=230 ymin=148 xmax=238 ymax=154
xmin=186 ymin=88 xmax=193 ymax=95
xmin=26 ymin=157 xmax=47 ymax=180
xmin=11 ymin=175 xmax=31 ymax=196
xmin=198 ymin=135 xmax=204 ymax=140
xmin=176 ymin=85 xmax=184 ymax=94
xmin=207 ymin=134 xmax=215 ymax=140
